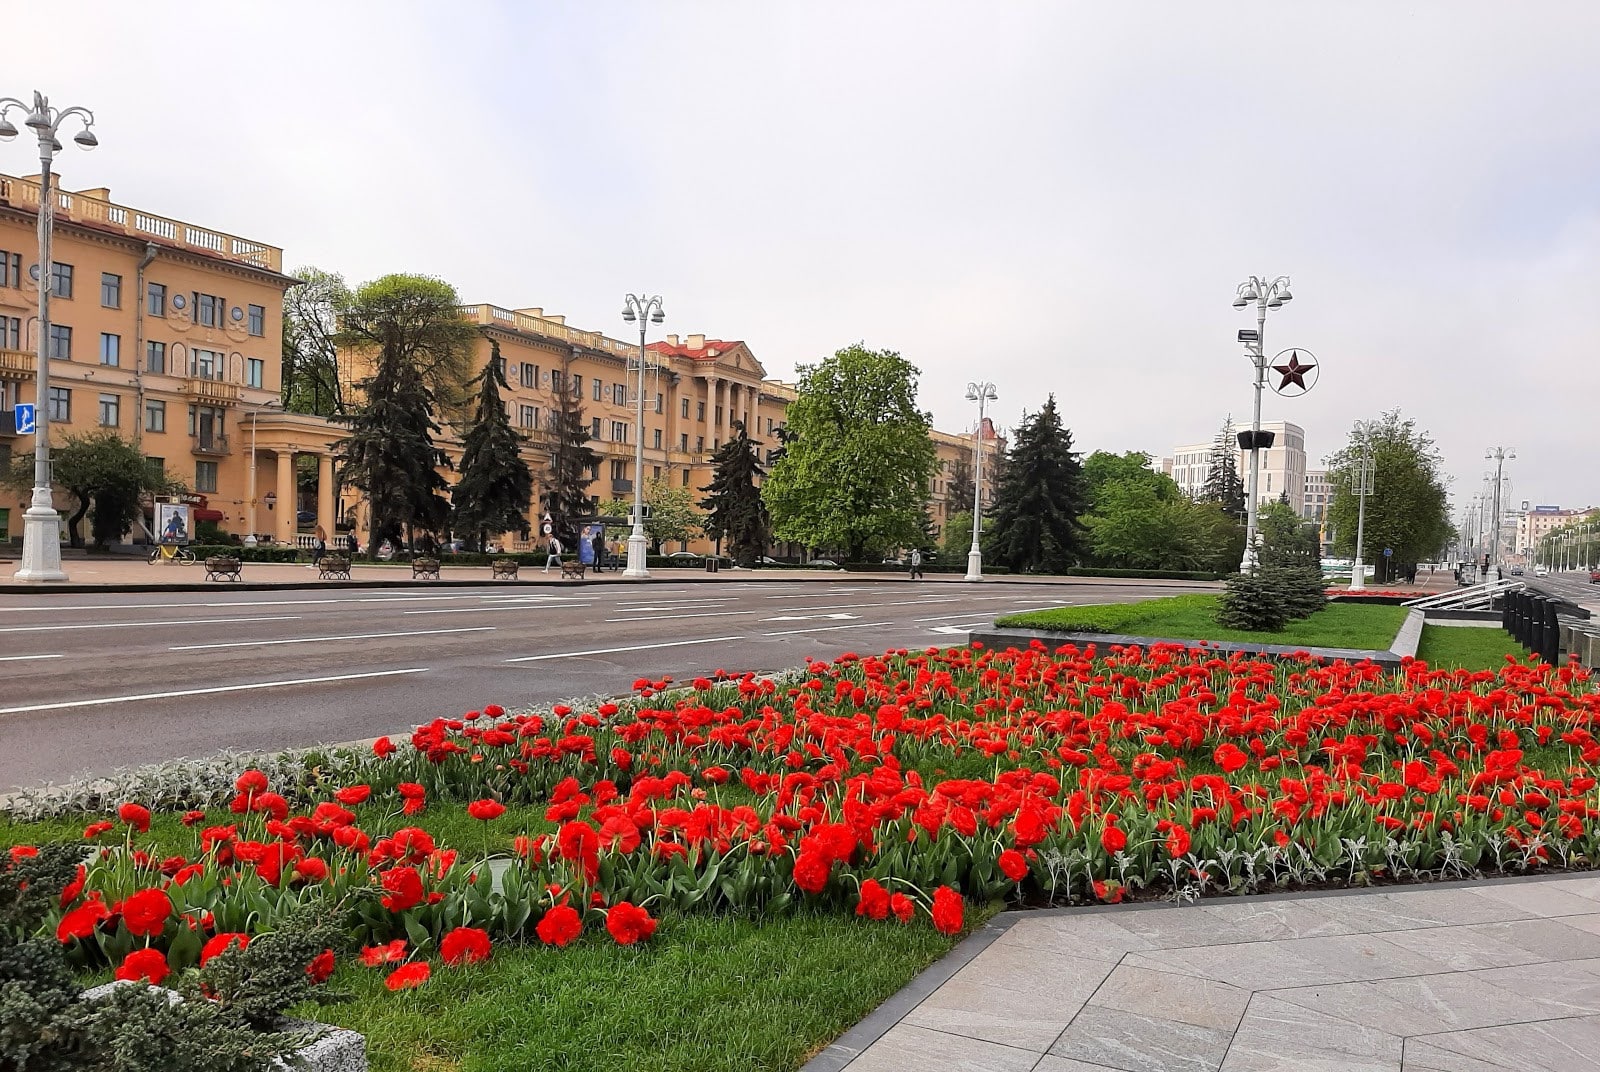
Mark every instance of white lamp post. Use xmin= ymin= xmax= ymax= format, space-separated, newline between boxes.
xmin=1349 ymin=420 xmax=1374 ymax=592
xmin=620 ymin=294 xmax=664 ymax=579
xmin=964 ymin=381 xmax=996 ymax=582
xmin=0 ymin=91 xmax=98 ymax=582
xmin=1231 ymin=274 xmax=1294 ymax=572
xmin=1484 ymin=447 xmax=1514 ymax=583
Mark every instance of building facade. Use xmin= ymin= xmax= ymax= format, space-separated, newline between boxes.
xmin=1168 ymin=421 xmax=1308 ymax=510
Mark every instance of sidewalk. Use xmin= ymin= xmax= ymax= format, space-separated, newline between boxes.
xmin=809 ymin=872 xmax=1600 ymax=1072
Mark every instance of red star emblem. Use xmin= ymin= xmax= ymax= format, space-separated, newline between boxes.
xmin=1271 ymin=351 xmax=1315 ymax=390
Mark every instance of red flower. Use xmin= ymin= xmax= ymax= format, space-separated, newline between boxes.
xmin=998 ymin=849 xmax=1028 ymax=882
xmin=857 ymin=878 xmax=890 ymax=920
xmin=118 ymin=802 xmax=151 ymax=833
xmin=361 ymin=939 xmax=408 ymax=966
xmin=467 ymin=799 xmax=506 ymax=822
xmin=440 ymin=926 xmax=492 ymax=966
xmin=121 ymin=888 xmax=172 ymax=938
xmin=234 ymin=769 xmax=269 ymax=794
xmin=372 ymin=736 xmax=397 ymax=758
xmin=380 ymin=866 xmax=425 ymax=912
xmin=605 ymin=901 xmax=657 ymax=945
xmin=536 ymin=904 xmax=583 ymax=947
xmin=1213 ymin=743 xmax=1249 ymax=774
xmin=889 ymin=892 xmax=915 ymax=923
xmin=792 ymin=850 xmax=832 ymax=895
xmin=181 ymin=810 xmax=207 ymax=827
xmin=334 ymin=785 xmax=372 ymax=805
xmin=1100 ymin=824 xmax=1128 ymax=854
xmin=931 ymin=885 xmax=964 ymax=935
xmin=385 ymin=962 xmax=430 ymax=990
xmin=294 ymin=857 xmax=330 ymax=883
xmin=307 ymin=949 xmax=336 ymax=984
xmin=115 ymin=948 xmax=169 ymax=985
xmin=1165 ymin=826 xmax=1192 ymax=858
xmin=9 ymin=845 xmax=38 ymax=862
xmin=56 ymin=897 xmax=110 ymax=942
xmin=59 ymin=864 xmax=86 ymax=908
xmin=83 ymin=821 xmax=113 ymax=838
xmin=200 ymin=932 xmax=249 ymax=966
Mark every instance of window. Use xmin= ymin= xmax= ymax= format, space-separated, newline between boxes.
xmin=146 ymin=341 xmax=166 ymax=374
xmin=247 ymin=304 xmax=264 ymax=336
xmin=612 ymin=422 xmax=628 ymax=443
xmin=47 ymin=387 xmax=70 ymax=422
xmin=521 ymin=363 xmax=539 ymax=389
xmin=0 ymin=316 xmax=18 ymax=349
xmin=681 ymin=468 xmax=690 ymax=487
xmin=0 ymin=251 xmax=19 ymax=288
xmin=679 ymin=433 xmax=688 ymax=452
xmin=100 ymin=273 xmax=121 ymax=308
xmin=610 ymin=459 xmax=627 ymax=481
xmin=194 ymin=293 xmax=223 ymax=328
xmin=653 ymin=428 xmax=662 ymax=449
xmin=697 ymin=401 xmax=705 ymax=421
xmin=615 ymin=382 xmax=626 ymax=405
xmin=195 ymin=460 xmax=218 ymax=494
xmin=98 ymin=393 xmax=120 ymax=427
xmin=246 ymin=358 xmax=264 ymax=389
xmin=551 ymin=369 xmax=564 ymax=393
xmin=586 ymin=462 xmax=599 ymax=481
xmin=145 ymin=400 xmax=166 ymax=433
xmin=656 ymin=393 xmax=663 ymax=414
xmin=652 ymin=465 xmax=661 ymax=481
xmin=192 ymin=348 xmax=220 ymax=379
xmin=696 ymin=436 xmax=704 ymax=452
xmin=99 ymin=333 xmax=120 ymax=366
xmin=591 ymin=417 xmax=602 ymax=439
xmin=50 ymin=262 xmax=72 ymax=299
xmin=47 ymin=325 xmax=71 ymax=360
xmin=519 ymin=405 xmax=538 ymax=429
xmin=681 ymin=397 xmax=689 ymax=419
xmin=147 ymin=283 xmax=166 ymax=317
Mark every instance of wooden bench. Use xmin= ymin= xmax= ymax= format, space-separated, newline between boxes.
xmin=412 ymin=557 xmax=441 ymax=581
xmin=204 ymin=556 xmax=242 ymax=582
xmin=559 ymin=559 xmax=586 ymax=581
xmin=318 ymin=556 xmax=351 ymax=581
xmin=491 ymin=558 xmax=520 ymax=580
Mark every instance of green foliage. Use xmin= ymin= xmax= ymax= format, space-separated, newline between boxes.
xmin=1081 ymin=450 xmax=1181 ymax=511
xmin=762 ymin=345 xmax=938 ymax=561
xmin=1216 ymin=571 xmax=1289 ymax=631
xmin=538 ymin=382 xmax=599 ymax=544
xmin=1199 ymin=417 xmax=1246 ymax=521
xmin=601 ymin=480 xmax=704 ymax=554
xmin=1326 ymin=410 xmax=1452 ymax=584
xmin=700 ymin=422 xmax=767 ymax=566
xmin=335 ymin=273 xmax=478 ymax=415
xmin=5 ymin=432 xmax=176 ymax=548
xmin=996 ymin=595 xmax=1406 ymax=648
xmin=452 ymin=342 xmax=533 ymax=551
xmin=1084 ymin=481 xmax=1242 ymax=573
xmin=1256 ymin=500 xmax=1325 ymax=619
xmin=944 ymin=453 xmax=974 ymax=515
xmin=941 ymin=510 xmax=976 ymax=561
xmin=280 ymin=266 xmax=351 ymax=417
xmin=982 ymin=396 xmax=1088 ymax=573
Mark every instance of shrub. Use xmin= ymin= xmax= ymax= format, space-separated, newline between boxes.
xmin=1264 ymin=565 xmax=1327 ymax=620
xmin=1216 ymin=571 xmax=1288 ymax=631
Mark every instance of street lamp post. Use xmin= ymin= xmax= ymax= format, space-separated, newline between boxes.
xmin=620 ymin=294 xmax=664 ymax=579
xmin=1485 ymin=447 xmax=1514 ymax=583
xmin=1349 ymin=421 xmax=1374 ymax=592
xmin=0 ymin=91 xmax=98 ymax=582
xmin=963 ymin=382 xmax=996 ymax=582
xmin=1232 ymin=274 xmax=1293 ymax=572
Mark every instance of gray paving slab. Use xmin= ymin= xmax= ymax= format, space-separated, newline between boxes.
xmin=809 ymin=874 xmax=1600 ymax=1072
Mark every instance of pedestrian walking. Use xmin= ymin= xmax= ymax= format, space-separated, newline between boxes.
xmin=543 ymin=534 xmax=564 ymax=573
xmin=908 ymin=548 xmax=924 ymax=580
xmin=591 ymin=529 xmax=606 ymax=573
xmin=310 ymin=526 xmax=327 ymax=569
xmin=346 ymin=532 xmax=360 ymax=557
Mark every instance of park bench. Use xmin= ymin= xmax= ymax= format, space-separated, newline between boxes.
xmin=412 ymin=557 xmax=441 ymax=581
xmin=318 ymin=555 xmax=351 ymax=581
xmin=492 ymin=558 xmax=520 ymax=580
xmin=204 ymin=555 xmax=242 ymax=582
xmin=559 ymin=559 xmax=586 ymax=581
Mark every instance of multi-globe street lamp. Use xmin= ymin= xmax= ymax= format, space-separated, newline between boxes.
xmin=1232 ymin=275 xmax=1294 ymax=572
xmin=0 ymin=91 xmax=99 ymax=582
xmin=963 ymin=382 xmax=997 ymax=583
xmin=620 ymin=294 xmax=664 ymax=579
xmin=1485 ymin=447 xmax=1515 ymax=582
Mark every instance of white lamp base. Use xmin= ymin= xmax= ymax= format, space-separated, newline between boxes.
xmin=14 ymin=501 xmax=68 ymax=583
xmin=622 ymin=531 xmax=650 ymax=578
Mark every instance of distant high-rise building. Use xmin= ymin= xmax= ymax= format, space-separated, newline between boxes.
xmin=1169 ymin=421 xmax=1307 ymax=508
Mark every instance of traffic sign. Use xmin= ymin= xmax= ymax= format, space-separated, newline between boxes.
xmin=13 ymin=403 xmax=34 ymax=435
xmin=1383 ymin=547 xmax=1393 ymax=557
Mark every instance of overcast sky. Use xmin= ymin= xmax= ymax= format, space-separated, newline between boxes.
xmin=8 ymin=2 xmax=1598 ymax=516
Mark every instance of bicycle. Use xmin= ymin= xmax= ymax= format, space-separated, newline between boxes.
xmin=148 ymin=543 xmax=196 ymax=565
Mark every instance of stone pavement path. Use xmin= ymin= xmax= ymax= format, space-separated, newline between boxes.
xmin=808 ymin=874 xmax=1600 ymax=1071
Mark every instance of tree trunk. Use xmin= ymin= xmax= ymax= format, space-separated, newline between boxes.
xmin=67 ymin=495 xmax=88 ymax=549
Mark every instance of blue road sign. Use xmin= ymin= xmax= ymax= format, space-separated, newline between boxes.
xmin=13 ymin=403 xmax=34 ymax=435
xmin=1383 ymin=547 xmax=1393 ymax=557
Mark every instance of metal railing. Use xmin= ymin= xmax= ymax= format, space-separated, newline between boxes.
xmin=1403 ymin=579 xmax=1524 ymax=611
xmin=0 ymin=348 xmax=35 ymax=379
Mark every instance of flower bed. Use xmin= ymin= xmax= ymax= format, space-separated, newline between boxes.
xmin=6 ymin=641 xmax=1597 ymax=1007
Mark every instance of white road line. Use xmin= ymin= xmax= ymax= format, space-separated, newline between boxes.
xmin=761 ymin=621 xmax=890 ymax=636
xmin=0 ymin=653 xmax=64 ymax=662
xmin=0 ymin=615 xmax=301 ymax=634
xmin=604 ymin=611 xmax=755 ymax=623
xmin=0 ymin=594 xmax=467 ymax=613
xmin=913 ymin=610 xmax=1011 ymax=621
xmin=169 ymin=626 xmax=496 ymax=652
xmin=506 ymin=636 xmax=744 ymax=662
xmin=756 ymin=598 xmax=961 ymax=612
xmin=404 ymin=604 xmax=593 ymax=616
xmin=0 ymin=668 xmax=430 ymax=715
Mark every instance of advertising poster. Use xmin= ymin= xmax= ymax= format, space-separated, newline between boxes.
xmin=579 ymin=523 xmax=599 ymax=566
xmin=157 ymin=502 xmax=191 ymax=545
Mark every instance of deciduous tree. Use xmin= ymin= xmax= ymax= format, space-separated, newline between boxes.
xmin=1326 ymin=410 xmax=1452 ymax=584
xmin=280 ymin=266 xmax=350 ymax=417
xmin=5 ymin=431 xmax=176 ymax=547
xmin=983 ymin=396 xmax=1088 ymax=573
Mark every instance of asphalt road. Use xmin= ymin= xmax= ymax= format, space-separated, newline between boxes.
xmin=1526 ymin=569 xmax=1600 ymax=610
xmin=0 ymin=577 xmax=1197 ymax=790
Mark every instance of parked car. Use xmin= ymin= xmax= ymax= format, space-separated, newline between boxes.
xmin=666 ymin=551 xmax=701 ymax=560
xmin=1535 ymin=567 xmax=1550 ymax=577
xmin=1590 ymin=570 xmax=1600 ymax=585
xmin=809 ymin=558 xmax=840 ymax=568
xmin=1510 ymin=566 xmax=1525 ymax=576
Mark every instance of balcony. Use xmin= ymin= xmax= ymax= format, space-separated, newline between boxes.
xmin=610 ymin=478 xmax=633 ymax=496
xmin=182 ymin=378 xmax=243 ymax=406
xmin=0 ymin=349 xmax=35 ymax=381
xmin=191 ymin=433 xmax=231 ymax=457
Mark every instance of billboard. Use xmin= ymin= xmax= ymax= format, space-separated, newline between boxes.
xmin=156 ymin=502 xmax=192 ymax=545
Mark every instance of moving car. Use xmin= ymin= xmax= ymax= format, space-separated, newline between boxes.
xmin=1535 ymin=566 xmax=1550 ymax=577
xmin=665 ymin=551 xmax=700 ymax=560
xmin=1510 ymin=566 xmax=1525 ymax=576
xmin=1591 ymin=570 xmax=1600 ymax=585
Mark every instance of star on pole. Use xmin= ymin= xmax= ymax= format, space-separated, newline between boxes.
xmin=1271 ymin=351 xmax=1315 ymax=390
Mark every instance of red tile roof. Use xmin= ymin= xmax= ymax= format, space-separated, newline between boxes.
xmin=646 ymin=339 xmax=742 ymax=361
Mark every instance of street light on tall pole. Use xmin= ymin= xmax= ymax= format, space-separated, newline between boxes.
xmin=1485 ymin=447 xmax=1514 ymax=582
xmin=0 ymin=91 xmax=98 ymax=582
xmin=620 ymin=294 xmax=664 ymax=579
xmin=963 ymin=382 xmax=997 ymax=583
xmin=1232 ymin=274 xmax=1294 ymax=572
xmin=1349 ymin=420 xmax=1374 ymax=592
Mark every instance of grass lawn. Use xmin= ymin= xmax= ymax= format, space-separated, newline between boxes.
xmin=995 ymin=594 xmax=1408 ymax=649
xmin=1415 ymin=625 xmax=1528 ymax=671
xmin=296 ymin=910 xmax=978 ymax=1072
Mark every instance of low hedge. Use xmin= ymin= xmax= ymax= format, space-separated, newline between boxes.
xmin=186 ymin=544 xmax=303 ymax=563
xmin=1062 ymin=567 xmax=1225 ymax=581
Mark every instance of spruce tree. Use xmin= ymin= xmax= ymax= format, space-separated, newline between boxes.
xmin=946 ymin=453 xmax=975 ymax=515
xmin=1200 ymin=416 xmax=1246 ymax=520
xmin=700 ymin=421 xmax=769 ymax=567
xmin=337 ymin=352 xmax=451 ymax=555
xmin=453 ymin=340 xmax=533 ymax=551
xmin=982 ymin=395 xmax=1088 ymax=573
xmin=539 ymin=376 xmax=599 ymax=543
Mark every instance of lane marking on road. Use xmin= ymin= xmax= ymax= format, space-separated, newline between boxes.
xmin=763 ymin=612 xmax=860 ymax=622
xmin=604 ymin=611 xmax=756 ymax=623
xmin=614 ymin=604 xmax=733 ymax=613
xmin=0 ymin=615 xmax=301 ymax=634
xmin=756 ymin=598 xmax=961 ymax=611
xmin=929 ymin=623 xmax=988 ymax=634
xmin=168 ymin=626 xmax=496 ymax=652
xmin=506 ymin=636 xmax=745 ymax=662
xmin=913 ymin=610 xmax=1017 ymax=621
xmin=761 ymin=621 xmax=890 ymax=636
xmin=403 ymin=604 xmax=593 ymax=616
xmin=0 ymin=668 xmax=430 ymax=715
xmin=0 ymin=653 xmax=65 ymax=662
xmin=0 ymin=594 xmax=469 ymax=614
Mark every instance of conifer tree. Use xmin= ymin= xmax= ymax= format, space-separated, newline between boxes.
xmin=982 ymin=395 xmax=1088 ymax=573
xmin=1200 ymin=416 xmax=1247 ymax=520
xmin=539 ymin=374 xmax=599 ymax=543
xmin=946 ymin=453 xmax=975 ymax=515
xmin=453 ymin=340 xmax=533 ymax=551
xmin=700 ymin=421 xmax=769 ymax=567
